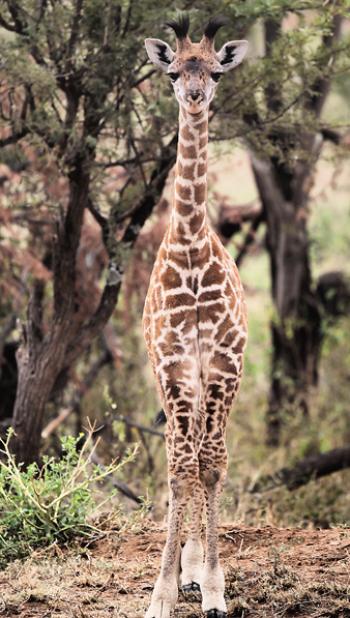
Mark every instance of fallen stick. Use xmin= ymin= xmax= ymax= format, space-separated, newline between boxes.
xmin=251 ymin=445 xmax=350 ymax=492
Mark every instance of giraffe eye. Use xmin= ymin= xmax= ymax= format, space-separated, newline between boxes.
xmin=168 ymin=72 xmax=179 ymax=82
xmin=211 ymin=72 xmax=222 ymax=82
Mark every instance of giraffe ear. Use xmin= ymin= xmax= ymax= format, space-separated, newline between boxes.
xmin=217 ymin=40 xmax=249 ymax=72
xmin=145 ymin=38 xmax=175 ymax=72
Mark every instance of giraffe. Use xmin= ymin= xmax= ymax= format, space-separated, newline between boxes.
xmin=143 ymin=15 xmax=248 ymax=618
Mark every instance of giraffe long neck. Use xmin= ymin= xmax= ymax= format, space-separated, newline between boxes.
xmin=170 ymin=106 xmax=209 ymax=244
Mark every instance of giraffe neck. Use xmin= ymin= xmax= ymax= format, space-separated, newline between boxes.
xmin=170 ymin=106 xmax=209 ymax=244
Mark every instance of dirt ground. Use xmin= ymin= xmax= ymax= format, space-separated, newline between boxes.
xmin=0 ymin=523 xmax=349 ymax=618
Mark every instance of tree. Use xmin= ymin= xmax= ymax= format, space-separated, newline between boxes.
xmin=207 ymin=1 xmax=350 ymax=445
xmin=0 ymin=0 xmax=178 ymax=464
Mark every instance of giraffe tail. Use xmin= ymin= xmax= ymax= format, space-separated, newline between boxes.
xmin=154 ymin=408 xmax=166 ymax=425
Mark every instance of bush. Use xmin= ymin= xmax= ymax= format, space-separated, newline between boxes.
xmin=0 ymin=429 xmax=136 ymax=568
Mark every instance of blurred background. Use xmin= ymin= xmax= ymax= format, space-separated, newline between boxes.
xmin=1 ymin=0 xmax=350 ymax=529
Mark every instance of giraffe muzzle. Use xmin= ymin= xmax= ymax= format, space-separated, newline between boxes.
xmin=186 ymin=90 xmax=204 ymax=104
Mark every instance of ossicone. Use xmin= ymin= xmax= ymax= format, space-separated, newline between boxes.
xmin=165 ymin=13 xmax=190 ymax=40
xmin=203 ymin=16 xmax=228 ymax=41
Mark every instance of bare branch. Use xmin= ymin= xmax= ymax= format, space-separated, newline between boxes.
xmin=65 ymin=135 xmax=177 ymax=365
xmin=304 ymin=14 xmax=343 ymax=117
xmin=251 ymin=446 xmax=350 ymax=492
xmin=41 ymin=350 xmax=112 ymax=439
xmin=0 ymin=128 xmax=29 ymax=147
xmin=112 ymin=415 xmax=164 ymax=439
xmin=90 ymin=450 xmax=143 ymax=505
xmin=320 ymin=126 xmax=346 ymax=145
xmin=236 ymin=213 xmax=265 ymax=268
xmin=0 ymin=13 xmax=17 ymax=31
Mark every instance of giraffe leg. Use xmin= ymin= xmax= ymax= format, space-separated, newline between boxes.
xmin=200 ymin=452 xmax=227 ymax=617
xmin=145 ymin=476 xmax=183 ymax=618
xmin=198 ymin=366 xmax=241 ymax=618
xmin=180 ymin=480 xmax=204 ymax=598
xmin=145 ymin=360 xmax=201 ymax=618
xmin=145 ymin=464 xmax=200 ymax=618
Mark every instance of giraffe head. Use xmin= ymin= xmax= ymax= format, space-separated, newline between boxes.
xmin=145 ymin=15 xmax=248 ymax=115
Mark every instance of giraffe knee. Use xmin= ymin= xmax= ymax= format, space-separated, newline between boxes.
xmin=200 ymin=467 xmax=223 ymax=489
xmin=199 ymin=441 xmax=227 ymax=475
xmin=169 ymin=457 xmax=200 ymax=497
xmin=199 ymin=444 xmax=227 ymax=489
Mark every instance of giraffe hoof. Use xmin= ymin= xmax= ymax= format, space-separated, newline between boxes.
xmin=181 ymin=582 xmax=201 ymax=600
xmin=182 ymin=582 xmax=201 ymax=593
xmin=205 ymin=611 xmax=227 ymax=618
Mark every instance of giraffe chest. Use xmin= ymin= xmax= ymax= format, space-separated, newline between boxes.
xmin=142 ymin=231 xmax=247 ymax=368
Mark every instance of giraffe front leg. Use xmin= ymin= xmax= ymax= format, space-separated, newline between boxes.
xmin=198 ymin=358 xmax=242 ymax=617
xmin=180 ymin=481 xmax=204 ymax=599
xmin=200 ymin=467 xmax=227 ymax=617
xmin=145 ymin=465 xmax=199 ymax=618
xmin=145 ymin=475 xmax=183 ymax=618
xmin=144 ymin=342 xmax=202 ymax=616
xmin=199 ymin=437 xmax=228 ymax=618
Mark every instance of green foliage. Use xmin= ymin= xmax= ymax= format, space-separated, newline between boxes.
xmin=0 ymin=429 xmax=136 ymax=568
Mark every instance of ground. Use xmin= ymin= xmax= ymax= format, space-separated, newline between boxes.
xmin=0 ymin=523 xmax=349 ymax=618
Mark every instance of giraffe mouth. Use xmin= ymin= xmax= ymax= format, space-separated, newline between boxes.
xmin=185 ymin=100 xmax=207 ymax=115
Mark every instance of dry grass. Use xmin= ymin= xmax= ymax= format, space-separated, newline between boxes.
xmin=0 ymin=522 xmax=349 ymax=617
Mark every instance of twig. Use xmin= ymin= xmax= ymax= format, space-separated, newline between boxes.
xmin=89 ymin=451 xmax=144 ymax=505
xmin=41 ymin=351 xmax=112 ymax=439
xmin=236 ymin=213 xmax=265 ymax=268
xmin=113 ymin=415 xmax=164 ymax=439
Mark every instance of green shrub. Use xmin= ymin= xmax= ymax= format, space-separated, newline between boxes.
xmin=0 ymin=429 xmax=136 ymax=568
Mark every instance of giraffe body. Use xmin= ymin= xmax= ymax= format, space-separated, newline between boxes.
xmin=143 ymin=16 xmax=248 ymax=618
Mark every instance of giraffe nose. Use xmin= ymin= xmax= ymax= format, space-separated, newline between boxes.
xmin=187 ymin=91 xmax=202 ymax=103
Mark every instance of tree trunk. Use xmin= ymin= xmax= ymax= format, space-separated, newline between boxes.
xmin=253 ymin=13 xmax=343 ymax=447
xmin=11 ymin=159 xmax=90 ymax=466
xmin=251 ymin=154 xmax=322 ymax=446
xmin=12 ymin=341 xmax=67 ymax=465
xmin=10 ymin=141 xmax=176 ymax=466
xmin=268 ymin=302 xmax=321 ymax=446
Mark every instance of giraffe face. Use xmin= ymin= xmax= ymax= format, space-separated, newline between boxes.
xmin=145 ymin=36 xmax=248 ymax=115
xmin=166 ymin=51 xmax=222 ymax=114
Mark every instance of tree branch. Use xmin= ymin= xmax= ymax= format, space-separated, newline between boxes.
xmin=0 ymin=128 xmax=29 ymax=148
xmin=320 ymin=126 xmax=349 ymax=145
xmin=41 ymin=349 xmax=112 ymax=439
xmin=0 ymin=13 xmax=17 ymax=31
xmin=251 ymin=446 xmax=350 ymax=492
xmin=112 ymin=415 xmax=164 ymax=439
xmin=89 ymin=451 xmax=143 ymax=505
xmin=264 ymin=18 xmax=283 ymax=114
xmin=236 ymin=213 xmax=265 ymax=268
xmin=65 ymin=135 xmax=177 ymax=365
xmin=304 ymin=14 xmax=343 ymax=118
xmin=217 ymin=200 xmax=262 ymax=243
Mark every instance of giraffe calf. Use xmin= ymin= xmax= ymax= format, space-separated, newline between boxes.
xmin=143 ymin=14 xmax=248 ymax=618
